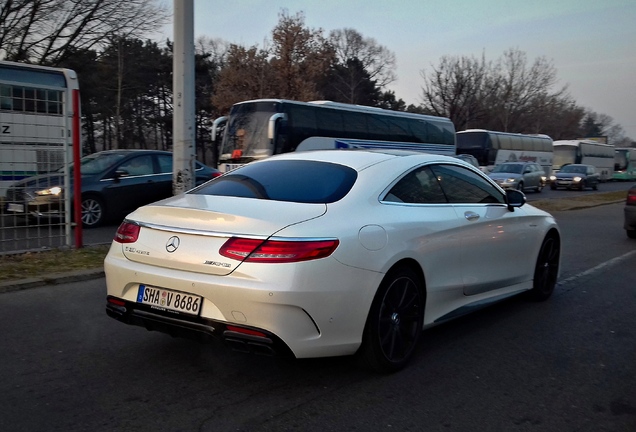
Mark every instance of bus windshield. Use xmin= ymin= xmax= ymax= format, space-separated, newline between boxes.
xmin=220 ymin=101 xmax=279 ymax=161
xmin=615 ymin=150 xmax=628 ymax=171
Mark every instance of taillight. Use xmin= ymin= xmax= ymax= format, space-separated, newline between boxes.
xmin=627 ymin=189 xmax=636 ymax=206
xmin=114 ymin=221 xmax=140 ymax=243
xmin=219 ymin=237 xmax=339 ymax=263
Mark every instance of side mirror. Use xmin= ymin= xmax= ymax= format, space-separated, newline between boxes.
xmin=113 ymin=169 xmax=129 ymax=183
xmin=505 ymin=189 xmax=526 ymax=211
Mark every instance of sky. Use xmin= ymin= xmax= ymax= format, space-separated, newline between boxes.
xmin=159 ymin=0 xmax=636 ymax=140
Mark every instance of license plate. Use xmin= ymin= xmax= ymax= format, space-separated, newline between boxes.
xmin=7 ymin=203 xmax=25 ymax=213
xmin=137 ymin=284 xmax=202 ymax=316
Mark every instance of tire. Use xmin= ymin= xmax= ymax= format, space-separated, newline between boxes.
xmin=81 ymin=195 xmax=105 ymax=228
xmin=528 ymin=234 xmax=560 ymax=301
xmin=357 ymin=266 xmax=425 ymax=373
xmin=627 ymin=230 xmax=636 ymax=239
xmin=550 ymin=184 xmax=557 ymax=190
xmin=593 ymin=182 xmax=598 ymax=191
xmin=517 ymin=182 xmax=524 ymax=191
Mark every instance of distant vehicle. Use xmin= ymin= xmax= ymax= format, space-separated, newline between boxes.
xmin=104 ymin=149 xmax=560 ymax=373
xmin=488 ymin=162 xmax=546 ymax=192
xmin=552 ymin=140 xmax=614 ymax=181
xmin=624 ymin=185 xmax=636 ymax=239
xmin=212 ymin=99 xmax=456 ymax=172
xmin=0 ymin=60 xmax=81 ymax=198
xmin=549 ymin=164 xmax=600 ymax=190
xmin=454 ymin=153 xmax=480 ymax=168
xmin=613 ymin=148 xmax=636 ymax=181
xmin=455 ymin=129 xmax=553 ymax=175
xmin=4 ymin=150 xmax=221 ymax=228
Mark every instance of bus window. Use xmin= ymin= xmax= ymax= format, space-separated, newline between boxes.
xmin=315 ymin=109 xmax=344 ymax=137
xmin=409 ymin=120 xmax=428 ymax=143
xmin=499 ymin=135 xmax=512 ymax=150
xmin=345 ymin=111 xmax=368 ymax=137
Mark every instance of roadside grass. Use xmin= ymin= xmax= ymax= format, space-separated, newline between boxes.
xmin=0 ymin=190 xmax=627 ymax=283
xmin=0 ymin=244 xmax=110 ymax=282
xmin=531 ymin=190 xmax=626 ymax=212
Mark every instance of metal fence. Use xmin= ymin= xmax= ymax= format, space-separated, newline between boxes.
xmin=1 ymin=61 xmax=77 ymax=254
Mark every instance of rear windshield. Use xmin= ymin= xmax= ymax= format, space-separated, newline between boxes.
xmin=190 ymin=160 xmax=357 ymax=203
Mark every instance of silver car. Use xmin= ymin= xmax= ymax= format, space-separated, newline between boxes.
xmin=488 ymin=162 xmax=546 ymax=192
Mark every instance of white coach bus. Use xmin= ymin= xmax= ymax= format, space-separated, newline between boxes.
xmin=0 ymin=60 xmax=80 ymax=197
xmin=552 ymin=140 xmax=615 ymax=181
xmin=455 ymin=129 xmax=554 ymax=175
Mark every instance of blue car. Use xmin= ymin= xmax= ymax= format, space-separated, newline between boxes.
xmin=4 ymin=150 xmax=221 ymax=228
xmin=549 ymin=164 xmax=599 ymax=191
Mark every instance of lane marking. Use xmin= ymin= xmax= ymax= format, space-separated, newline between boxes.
xmin=557 ymin=250 xmax=636 ymax=287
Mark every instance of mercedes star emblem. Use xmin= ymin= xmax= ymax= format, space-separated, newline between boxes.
xmin=166 ymin=236 xmax=180 ymax=253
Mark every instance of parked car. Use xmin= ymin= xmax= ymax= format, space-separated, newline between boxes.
xmin=549 ymin=164 xmax=599 ymax=190
xmin=4 ymin=150 xmax=221 ymax=228
xmin=488 ymin=162 xmax=546 ymax=192
xmin=624 ymin=185 xmax=636 ymax=239
xmin=105 ymin=149 xmax=561 ymax=372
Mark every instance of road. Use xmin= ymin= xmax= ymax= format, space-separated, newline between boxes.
xmin=0 ymin=203 xmax=635 ymax=431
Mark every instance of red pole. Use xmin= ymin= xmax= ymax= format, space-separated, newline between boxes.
xmin=72 ymin=89 xmax=83 ymax=248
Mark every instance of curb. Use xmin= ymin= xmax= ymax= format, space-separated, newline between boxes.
xmin=0 ymin=268 xmax=105 ymax=294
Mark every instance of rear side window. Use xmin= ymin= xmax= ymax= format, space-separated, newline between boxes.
xmin=191 ymin=160 xmax=357 ymax=203
xmin=430 ymin=164 xmax=505 ymax=204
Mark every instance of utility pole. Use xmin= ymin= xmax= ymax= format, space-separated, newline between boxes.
xmin=172 ymin=0 xmax=195 ymax=194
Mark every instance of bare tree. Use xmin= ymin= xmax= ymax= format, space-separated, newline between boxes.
xmin=419 ymin=48 xmax=576 ymax=137
xmin=420 ymin=53 xmax=491 ymax=129
xmin=329 ymin=28 xmax=397 ymax=91
xmin=488 ymin=48 xmax=568 ymax=132
xmin=0 ymin=0 xmax=169 ymax=65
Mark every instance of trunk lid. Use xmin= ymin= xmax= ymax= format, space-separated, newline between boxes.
xmin=120 ymin=194 xmax=326 ymax=276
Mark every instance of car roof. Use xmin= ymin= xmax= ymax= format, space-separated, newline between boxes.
xmin=93 ymin=149 xmax=169 ymax=155
xmin=264 ymin=149 xmax=459 ymax=171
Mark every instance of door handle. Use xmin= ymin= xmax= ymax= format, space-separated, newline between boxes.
xmin=464 ymin=211 xmax=480 ymax=221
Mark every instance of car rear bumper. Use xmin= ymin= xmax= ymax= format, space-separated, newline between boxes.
xmin=106 ymin=296 xmax=293 ymax=356
xmin=104 ymin=243 xmax=381 ymax=359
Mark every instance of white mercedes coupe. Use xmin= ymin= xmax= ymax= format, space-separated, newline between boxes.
xmin=105 ymin=149 xmax=561 ymax=372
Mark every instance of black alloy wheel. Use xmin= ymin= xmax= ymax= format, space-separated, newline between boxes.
xmin=358 ymin=266 xmax=424 ymax=373
xmin=529 ymin=234 xmax=560 ymax=301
